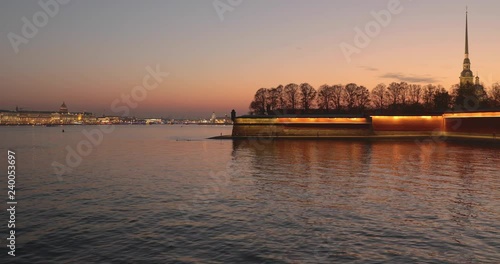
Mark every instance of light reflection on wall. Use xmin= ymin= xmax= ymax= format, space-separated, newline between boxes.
xmin=276 ymin=118 xmax=369 ymax=124
xmin=372 ymin=116 xmax=443 ymax=132
xmin=443 ymin=112 xmax=500 ymax=118
xmin=235 ymin=117 xmax=370 ymax=125
xmin=234 ymin=112 xmax=500 ymax=137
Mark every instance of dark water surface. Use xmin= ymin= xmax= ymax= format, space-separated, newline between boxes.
xmin=0 ymin=125 xmax=499 ymax=263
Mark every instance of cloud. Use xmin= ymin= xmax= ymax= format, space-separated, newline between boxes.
xmin=359 ymin=66 xmax=379 ymax=72
xmin=380 ymin=73 xmax=439 ymax=83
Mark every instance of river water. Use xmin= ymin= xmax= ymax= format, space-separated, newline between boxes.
xmin=0 ymin=125 xmax=499 ymax=263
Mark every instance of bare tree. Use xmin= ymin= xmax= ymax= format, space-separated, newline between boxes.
xmin=299 ymin=83 xmax=317 ymax=111
xmin=371 ymin=83 xmax=387 ymax=110
xmin=331 ymin=84 xmax=344 ymax=111
xmin=489 ymin=83 xmax=500 ymax=108
xmin=275 ymin=85 xmax=286 ymax=110
xmin=249 ymin=101 xmax=259 ymax=115
xmin=399 ymin=82 xmax=409 ymax=105
xmin=385 ymin=82 xmax=410 ymax=106
xmin=267 ymin=87 xmax=280 ymax=112
xmin=434 ymin=86 xmax=452 ymax=110
xmin=284 ymin=83 xmax=300 ymax=111
xmin=386 ymin=82 xmax=401 ymax=107
xmin=355 ymin=86 xmax=371 ymax=110
xmin=317 ymin=84 xmax=334 ymax=112
xmin=343 ymin=83 xmax=358 ymax=111
xmin=249 ymin=88 xmax=268 ymax=115
xmin=408 ymin=84 xmax=422 ymax=104
xmin=423 ymin=84 xmax=437 ymax=107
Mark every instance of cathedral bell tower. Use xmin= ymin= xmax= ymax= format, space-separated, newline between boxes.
xmin=460 ymin=7 xmax=476 ymax=86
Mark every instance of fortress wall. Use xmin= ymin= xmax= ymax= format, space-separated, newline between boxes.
xmin=231 ymin=113 xmax=500 ymax=139
xmin=444 ymin=113 xmax=500 ymax=137
xmin=232 ymin=117 xmax=372 ymax=137
xmin=232 ymin=125 xmax=282 ymax=137
xmin=371 ymin=116 xmax=444 ymax=136
xmin=280 ymin=124 xmax=372 ymax=137
xmin=232 ymin=124 xmax=372 ymax=137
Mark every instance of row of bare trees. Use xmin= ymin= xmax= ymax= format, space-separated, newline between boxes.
xmin=249 ymin=82 xmax=500 ymax=115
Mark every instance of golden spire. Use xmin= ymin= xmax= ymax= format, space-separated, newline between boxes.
xmin=465 ymin=6 xmax=469 ymax=58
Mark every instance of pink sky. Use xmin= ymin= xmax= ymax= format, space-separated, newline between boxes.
xmin=2 ymin=0 xmax=500 ymax=118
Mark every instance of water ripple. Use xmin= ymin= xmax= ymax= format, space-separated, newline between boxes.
xmin=1 ymin=127 xmax=498 ymax=263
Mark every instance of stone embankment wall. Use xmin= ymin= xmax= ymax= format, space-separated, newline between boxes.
xmin=232 ymin=113 xmax=500 ymax=139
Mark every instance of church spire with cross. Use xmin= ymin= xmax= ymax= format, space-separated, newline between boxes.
xmin=460 ymin=7 xmax=476 ymax=86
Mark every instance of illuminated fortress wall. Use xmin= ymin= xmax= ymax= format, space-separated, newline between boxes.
xmin=371 ymin=116 xmax=444 ymax=135
xmin=444 ymin=112 xmax=500 ymax=137
xmin=232 ymin=117 xmax=372 ymax=137
xmin=232 ymin=112 xmax=500 ymax=139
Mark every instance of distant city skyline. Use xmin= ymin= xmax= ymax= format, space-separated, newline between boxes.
xmin=2 ymin=0 xmax=500 ymax=118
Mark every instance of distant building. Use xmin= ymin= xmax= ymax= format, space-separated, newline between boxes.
xmin=145 ymin=118 xmax=162 ymax=125
xmin=0 ymin=102 xmax=97 ymax=125
xmin=210 ymin=112 xmax=217 ymax=123
xmin=97 ymin=116 xmax=121 ymax=124
xmin=460 ymin=8 xmax=480 ymax=86
xmin=59 ymin=102 xmax=69 ymax=113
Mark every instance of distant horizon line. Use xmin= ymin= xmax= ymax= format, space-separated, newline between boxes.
xmin=0 ymin=108 xmax=231 ymax=120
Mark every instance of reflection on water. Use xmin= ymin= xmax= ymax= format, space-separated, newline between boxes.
xmin=0 ymin=126 xmax=499 ymax=263
xmin=230 ymin=139 xmax=499 ymax=263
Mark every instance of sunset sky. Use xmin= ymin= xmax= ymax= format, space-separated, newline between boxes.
xmin=2 ymin=0 xmax=500 ymax=118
